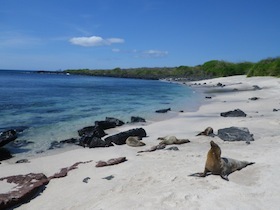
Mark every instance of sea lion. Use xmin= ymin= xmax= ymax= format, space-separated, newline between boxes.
xmin=157 ymin=136 xmax=190 ymax=145
xmin=196 ymin=127 xmax=214 ymax=137
xmin=137 ymin=144 xmax=166 ymax=153
xmin=189 ymin=140 xmax=255 ymax=181
xmin=126 ymin=136 xmax=146 ymax=147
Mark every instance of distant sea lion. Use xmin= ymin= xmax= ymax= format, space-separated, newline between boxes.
xmin=189 ymin=140 xmax=255 ymax=181
xmin=157 ymin=136 xmax=190 ymax=145
xmin=137 ymin=144 xmax=166 ymax=153
xmin=126 ymin=136 xmax=146 ymax=147
xmin=196 ymin=127 xmax=214 ymax=137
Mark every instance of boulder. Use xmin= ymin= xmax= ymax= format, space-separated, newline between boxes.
xmin=78 ymin=125 xmax=106 ymax=138
xmin=79 ymin=136 xmax=108 ymax=148
xmin=95 ymin=120 xmax=117 ymax=130
xmin=0 ymin=129 xmax=17 ymax=147
xmin=220 ymin=109 xmax=247 ymax=117
xmin=105 ymin=117 xmax=125 ymax=126
xmin=0 ymin=173 xmax=49 ymax=209
xmin=0 ymin=148 xmax=12 ymax=161
xmin=104 ymin=128 xmax=147 ymax=146
xmin=131 ymin=116 xmax=146 ymax=123
xmin=217 ymin=127 xmax=254 ymax=143
xmin=155 ymin=108 xmax=171 ymax=113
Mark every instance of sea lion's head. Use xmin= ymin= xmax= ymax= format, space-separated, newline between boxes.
xmin=210 ymin=140 xmax=221 ymax=157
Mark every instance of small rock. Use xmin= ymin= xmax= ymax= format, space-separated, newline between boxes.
xmin=166 ymin=146 xmax=179 ymax=151
xmin=102 ymin=175 xmax=114 ymax=180
xmin=249 ymin=97 xmax=259 ymax=101
xmin=83 ymin=177 xmax=91 ymax=183
xmin=16 ymin=159 xmax=30 ymax=164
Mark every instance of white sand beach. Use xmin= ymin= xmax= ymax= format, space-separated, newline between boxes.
xmin=1 ymin=75 xmax=280 ymax=210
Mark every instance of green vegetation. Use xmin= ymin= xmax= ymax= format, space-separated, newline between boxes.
xmin=247 ymin=57 xmax=280 ymax=77
xmin=64 ymin=57 xmax=280 ymax=80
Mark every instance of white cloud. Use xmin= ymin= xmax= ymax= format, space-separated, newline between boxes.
xmin=141 ymin=50 xmax=168 ymax=58
xmin=112 ymin=48 xmax=121 ymax=52
xmin=107 ymin=38 xmax=124 ymax=44
xmin=69 ymin=36 xmax=124 ymax=47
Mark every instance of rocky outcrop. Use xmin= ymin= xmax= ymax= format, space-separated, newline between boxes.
xmin=0 ymin=129 xmax=17 ymax=147
xmin=79 ymin=136 xmax=108 ymax=148
xmin=131 ymin=116 xmax=146 ymax=123
xmin=0 ymin=173 xmax=49 ymax=209
xmin=104 ymin=128 xmax=147 ymax=146
xmin=95 ymin=120 xmax=117 ymax=130
xmin=220 ymin=109 xmax=247 ymax=117
xmin=105 ymin=117 xmax=125 ymax=126
xmin=217 ymin=127 xmax=254 ymax=143
xmin=48 ymin=161 xmax=92 ymax=179
xmin=0 ymin=161 xmax=92 ymax=209
xmin=78 ymin=126 xmax=107 ymax=138
xmin=0 ymin=148 xmax=12 ymax=161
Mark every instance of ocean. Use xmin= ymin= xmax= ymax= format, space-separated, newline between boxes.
xmin=0 ymin=70 xmax=203 ymax=156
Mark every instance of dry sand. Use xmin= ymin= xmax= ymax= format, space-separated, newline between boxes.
xmin=1 ymin=75 xmax=280 ymax=210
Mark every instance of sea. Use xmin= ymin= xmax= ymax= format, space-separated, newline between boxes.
xmin=0 ymin=70 xmax=203 ymax=157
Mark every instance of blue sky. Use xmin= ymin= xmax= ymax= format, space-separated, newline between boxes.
xmin=1 ymin=0 xmax=279 ymax=70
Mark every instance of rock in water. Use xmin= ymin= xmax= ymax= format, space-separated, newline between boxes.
xmin=78 ymin=125 xmax=106 ymax=138
xmin=155 ymin=108 xmax=171 ymax=113
xmin=0 ymin=129 xmax=17 ymax=147
xmin=131 ymin=116 xmax=146 ymax=123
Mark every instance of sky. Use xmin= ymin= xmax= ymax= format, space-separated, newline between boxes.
xmin=0 ymin=0 xmax=280 ymax=70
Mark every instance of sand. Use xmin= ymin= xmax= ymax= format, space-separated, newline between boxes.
xmin=1 ymin=75 xmax=280 ymax=210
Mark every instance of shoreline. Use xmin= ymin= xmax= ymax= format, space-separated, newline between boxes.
xmin=1 ymin=75 xmax=280 ymax=209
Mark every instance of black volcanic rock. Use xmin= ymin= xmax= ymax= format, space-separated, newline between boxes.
xmin=0 ymin=148 xmax=13 ymax=161
xmin=79 ymin=136 xmax=108 ymax=148
xmin=217 ymin=126 xmax=254 ymax=143
xmin=220 ymin=109 xmax=247 ymax=117
xmin=105 ymin=117 xmax=125 ymax=126
xmin=0 ymin=129 xmax=17 ymax=147
xmin=131 ymin=116 xmax=146 ymax=123
xmin=78 ymin=126 xmax=106 ymax=138
xmin=155 ymin=108 xmax=171 ymax=113
xmin=104 ymin=128 xmax=147 ymax=146
xmin=95 ymin=120 xmax=117 ymax=130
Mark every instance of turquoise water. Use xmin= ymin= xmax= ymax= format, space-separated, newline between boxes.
xmin=0 ymin=70 xmax=202 ymax=154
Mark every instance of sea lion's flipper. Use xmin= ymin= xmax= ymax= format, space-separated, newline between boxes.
xmin=189 ymin=172 xmax=205 ymax=177
xmin=220 ymin=174 xmax=229 ymax=181
xmin=196 ymin=132 xmax=203 ymax=136
xmin=189 ymin=171 xmax=212 ymax=177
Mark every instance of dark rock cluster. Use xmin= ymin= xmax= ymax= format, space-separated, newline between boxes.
xmin=220 ymin=109 xmax=247 ymax=117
